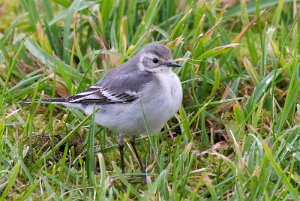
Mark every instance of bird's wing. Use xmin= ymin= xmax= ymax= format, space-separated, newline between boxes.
xmin=68 ymin=70 xmax=154 ymax=104
xmin=67 ymin=86 xmax=138 ymax=104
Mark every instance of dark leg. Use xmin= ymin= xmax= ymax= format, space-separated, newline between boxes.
xmin=118 ymin=137 xmax=125 ymax=174
xmin=130 ymin=136 xmax=146 ymax=183
xmin=118 ymin=137 xmax=127 ymax=191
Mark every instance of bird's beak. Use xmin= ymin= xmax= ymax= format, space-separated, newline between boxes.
xmin=165 ymin=61 xmax=181 ymax=67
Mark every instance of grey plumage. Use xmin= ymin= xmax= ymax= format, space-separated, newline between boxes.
xmin=31 ymin=43 xmax=183 ymax=179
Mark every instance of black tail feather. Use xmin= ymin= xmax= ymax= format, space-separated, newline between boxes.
xmin=41 ymin=98 xmax=68 ymax=103
xmin=22 ymin=97 xmax=69 ymax=104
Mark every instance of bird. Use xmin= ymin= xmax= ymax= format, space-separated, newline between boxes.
xmin=35 ymin=43 xmax=183 ymax=181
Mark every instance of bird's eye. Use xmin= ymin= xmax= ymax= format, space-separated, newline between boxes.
xmin=152 ymin=58 xmax=159 ymax=63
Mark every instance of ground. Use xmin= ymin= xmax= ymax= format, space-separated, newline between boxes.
xmin=0 ymin=0 xmax=300 ymax=200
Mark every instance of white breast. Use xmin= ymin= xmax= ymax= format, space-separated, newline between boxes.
xmin=157 ymin=72 xmax=183 ymax=115
xmin=141 ymin=71 xmax=182 ymax=134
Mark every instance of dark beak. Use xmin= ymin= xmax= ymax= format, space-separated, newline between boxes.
xmin=165 ymin=61 xmax=181 ymax=67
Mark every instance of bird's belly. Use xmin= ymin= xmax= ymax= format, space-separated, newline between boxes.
xmin=92 ymin=102 xmax=160 ymax=135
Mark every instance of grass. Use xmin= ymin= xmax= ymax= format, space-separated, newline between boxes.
xmin=0 ymin=0 xmax=300 ymax=200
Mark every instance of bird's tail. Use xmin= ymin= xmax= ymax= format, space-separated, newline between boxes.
xmin=22 ymin=97 xmax=85 ymax=110
xmin=23 ymin=97 xmax=69 ymax=104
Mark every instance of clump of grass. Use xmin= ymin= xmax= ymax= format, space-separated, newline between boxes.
xmin=0 ymin=0 xmax=300 ymax=200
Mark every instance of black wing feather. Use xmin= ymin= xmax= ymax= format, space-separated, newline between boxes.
xmin=67 ymin=63 xmax=155 ymax=104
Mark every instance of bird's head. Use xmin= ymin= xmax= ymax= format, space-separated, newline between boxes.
xmin=137 ymin=43 xmax=181 ymax=73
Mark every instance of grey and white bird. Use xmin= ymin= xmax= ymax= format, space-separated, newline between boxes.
xmin=38 ymin=43 xmax=183 ymax=179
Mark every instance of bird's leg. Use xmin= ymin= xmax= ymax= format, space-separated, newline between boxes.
xmin=118 ymin=136 xmax=127 ymax=191
xmin=130 ymin=136 xmax=146 ymax=183
xmin=118 ymin=136 xmax=125 ymax=174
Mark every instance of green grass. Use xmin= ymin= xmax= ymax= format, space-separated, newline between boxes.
xmin=0 ymin=0 xmax=300 ymax=200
